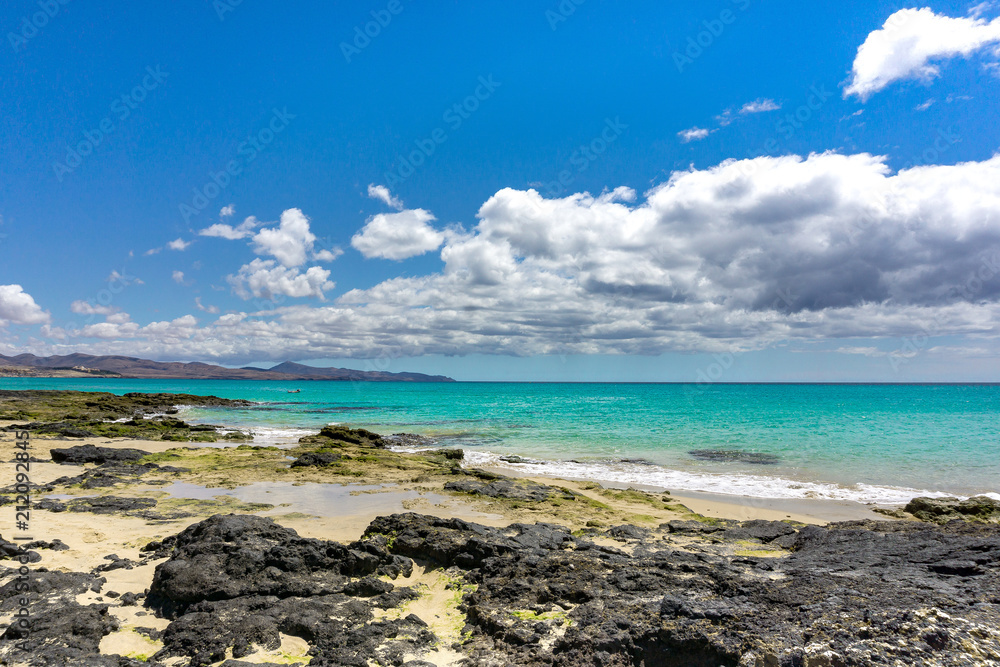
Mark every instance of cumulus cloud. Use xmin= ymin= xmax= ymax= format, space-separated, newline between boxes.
xmin=677 ymin=127 xmax=711 ymax=143
xmin=168 ymin=238 xmax=191 ymax=251
xmin=227 ymin=258 xmax=335 ymax=300
xmin=199 ymin=216 xmax=261 ymax=240
xmin=0 ymin=285 xmax=50 ymax=325
xmin=18 ymin=152 xmax=1000 ymax=362
xmin=740 ymin=98 xmax=781 ymax=114
xmin=367 ymin=184 xmax=404 ymax=210
xmin=845 ymin=7 xmax=1000 ymax=100
xmin=70 ymin=300 xmax=117 ymax=316
xmin=313 ymin=248 xmax=343 ymax=262
xmin=351 ymin=209 xmax=444 ymax=260
xmin=220 ymin=204 xmax=235 ymax=218
xmin=252 ymin=209 xmax=318 ymax=267
xmin=172 ymin=271 xmax=186 ymax=284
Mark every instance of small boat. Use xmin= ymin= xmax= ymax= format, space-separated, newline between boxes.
xmin=287 ymin=389 xmax=301 ymax=393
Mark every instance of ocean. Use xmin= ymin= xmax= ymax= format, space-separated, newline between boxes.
xmin=4 ymin=378 xmax=999 ymax=504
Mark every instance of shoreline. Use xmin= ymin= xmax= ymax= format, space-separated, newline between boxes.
xmin=3 ymin=390 xmax=999 ymax=665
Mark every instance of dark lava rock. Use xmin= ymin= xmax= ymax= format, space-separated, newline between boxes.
xmin=444 ymin=477 xmax=575 ymax=502
xmin=145 ymin=514 xmax=433 ymax=666
xmin=50 ymin=444 xmax=151 ymax=464
xmin=367 ymin=512 xmax=1000 ymax=666
xmin=68 ymin=496 xmax=158 ymax=515
xmin=0 ymin=569 xmax=121 ymax=666
xmin=290 ymin=452 xmax=342 ymax=467
xmin=688 ymin=448 xmax=780 ymax=465
xmin=604 ymin=524 xmax=652 ymax=541
xmin=498 ymin=455 xmax=532 ymax=464
xmin=385 ymin=432 xmax=435 ymax=448
xmin=298 ymin=425 xmax=388 ymax=449
xmin=905 ymin=495 xmax=1000 ymax=523
xmin=49 ymin=460 xmax=183 ymax=489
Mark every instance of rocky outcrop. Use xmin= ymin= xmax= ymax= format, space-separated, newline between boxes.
xmin=4 ymin=513 xmax=999 ymax=665
xmin=297 ymin=425 xmax=389 ymax=449
xmin=144 ymin=514 xmax=430 ymax=666
xmin=444 ymin=477 xmax=576 ymax=502
xmin=290 ymin=452 xmax=343 ymax=467
xmin=50 ymin=444 xmax=150 ymax=464
xmin=904 ymin=495 xmax=1000 ymax=524
xmin=365 ymin=513 xmax=1000 ymax=666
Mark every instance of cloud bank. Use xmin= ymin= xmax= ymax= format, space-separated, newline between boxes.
xmin=26 ymin=151 xmax=1000 ymax=363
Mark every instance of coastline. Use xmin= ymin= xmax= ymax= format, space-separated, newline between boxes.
xmin=2 ymin=391 xmax=999 ymax=665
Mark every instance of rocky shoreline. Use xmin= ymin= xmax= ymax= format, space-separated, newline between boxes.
xmin=1 ymin=391 xmax=999 ymax=666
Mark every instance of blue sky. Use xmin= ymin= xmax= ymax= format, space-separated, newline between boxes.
xmin=1 ymin=1 xmax=1000 ymax=381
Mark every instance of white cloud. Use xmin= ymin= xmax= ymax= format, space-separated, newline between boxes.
xmin=0 ymin=285 xmax=50 ymax=325
xmin=199 ymin=216 xmax=261 ymax=240
xmin=227 ymin=258 xmax=335 ymax=300
xmin=252 ymin=209 xmax=317 ymax=268
xmin=678 ymin=127 xmax=711 ymax=143
xmin=351 ymin=209 xmax=444 ymax=260
xmin=313 ymin=248 xmax=343 ymax=262
xmin=19 ymin=152 xmax=1000 ymax=362
xmin=172 ymin=271 xmax=186 ymax=284
xmin=195 ymin=297 xmax=220 ymax=314
xmin=915 ymin=98 xmax=936 ymax=111
xmin=740 ymin=98 xmax=781 ymax=114
xmin=70 ymin=301 xmax=117 ymax=316
xmin=168 ymin=238 xmax=191 ymax=251
xmin=845 ymin=8 xmax=1000 ymax=100
xmin=220 ymin=204 xmax=235 ymax=218
xmin=834 ymin=346 xmax=887 ymax=357
xmin=367 ymin=184 xmax=404 ymax=210
xmin=144 ymin=247 xmax=161 ymax=256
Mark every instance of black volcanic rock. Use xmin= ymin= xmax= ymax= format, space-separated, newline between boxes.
xmin=366 ymin=513 xmax=1000 ymax=666
xmin=145 ymin=514 xmax=430 ymax=665
xmin=51 ymin=444 xmax=150 ymax=464
xmin=290 ymin=452 xmax=343 ymax=467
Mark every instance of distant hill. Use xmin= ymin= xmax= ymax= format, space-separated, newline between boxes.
xmin=0 ymin=354 xmax=455 ymax=382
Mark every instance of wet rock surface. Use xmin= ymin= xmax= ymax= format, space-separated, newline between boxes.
xmin=688 ymin=448 xmax=781 ymax=465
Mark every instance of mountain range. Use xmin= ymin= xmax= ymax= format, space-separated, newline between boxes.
xmin=0 ymin=354 xmax=455 ymax=382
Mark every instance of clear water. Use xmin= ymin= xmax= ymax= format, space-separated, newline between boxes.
xmin=4 ymin=378 xmax=999 ymax=503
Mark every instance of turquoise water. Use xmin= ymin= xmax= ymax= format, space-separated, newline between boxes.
xmin=4 ymin=378 xmax=999 ymax=503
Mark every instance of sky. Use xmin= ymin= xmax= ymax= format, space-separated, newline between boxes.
xmin=1 ymin=0 xmax=1000 ymax=382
